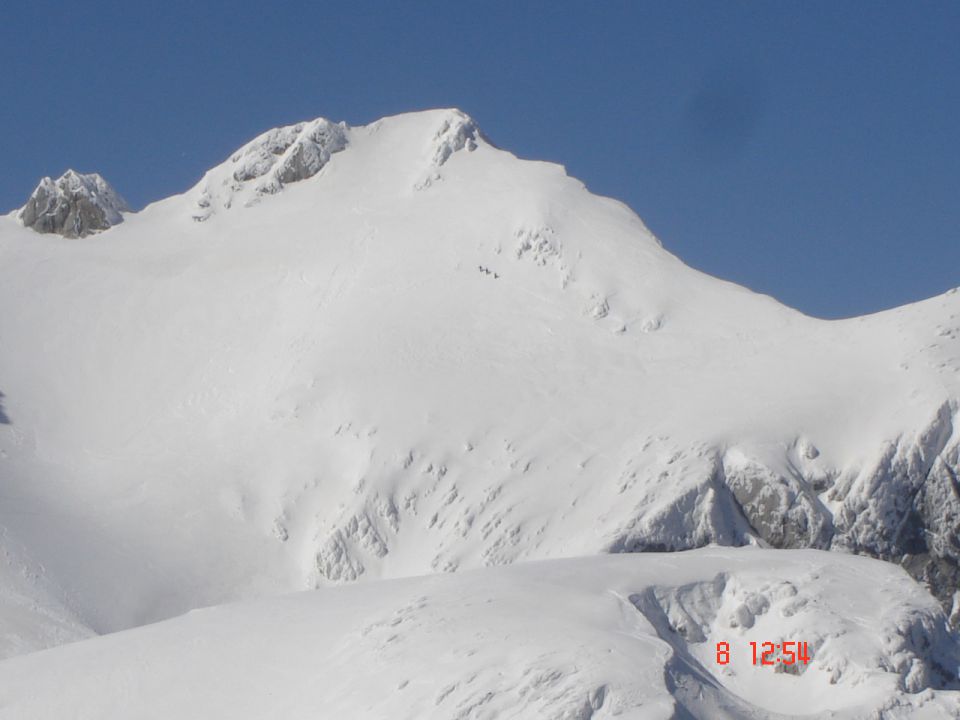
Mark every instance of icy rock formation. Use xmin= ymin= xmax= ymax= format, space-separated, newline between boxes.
xmin=721 ymin=450 xmax=833 ymax=550
xmin=829 ymin=402 xmax=960 ymax=612
xmin=191 ymin=109 xmax=485 ymax=217
xmin=231 ymin=119 xmax=348 ymax=191
xmin=414 ymin=110 xmax=480 ymax=189
xmin=194 ymin=118 xmax=348 ymax=219
xmin=18 ymin=170 xmax=129 ymax=238
xmin=600 ymin=409 xmax=960 ymax=617
xmin=428 ymin=110 xmax=479 ymax=168
xmin=603 ymin=432 xmax=960 ymax=617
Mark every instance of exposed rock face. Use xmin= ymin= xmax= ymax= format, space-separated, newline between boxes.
xmin=604 ymin=412 xmax=960 ymax=619
xmin=193 ymin=118 xmax=349 ymax=220
xmin=230 ymin=118 xmax=348 ymax=192
xmin=827 ymin=402 xmax=960 ymax=615
xmin=414 ymin=110 xmax=480 ymax=189
xmin=721 ymin=452 xmax=834 ymax=550
xmin=192 ymin=109 xmax=483 ymax=220
xmin=18 ymin=171 xmax=129 ymax=238
xmin=307 ymin=414 xmax=960 ymax=622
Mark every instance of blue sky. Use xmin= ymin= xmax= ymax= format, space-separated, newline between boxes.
xmin=1 ymin=1 xmax=957 ymax=319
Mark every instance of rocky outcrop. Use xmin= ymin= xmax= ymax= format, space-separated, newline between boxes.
xmin=18 ymin=171 xmax=128 ymax=238
xmin=193 ymin=118 xmax=348 ymax=220
xmin=306 ymin=416 xmax=960 ymax=621
xmin=612 ymin=410 xmax=960 ymax=618
xmin=191 ymin=109 xmax=487 ymax=218
xmin=828 ymin=402 xmax=960 ymax=615
xmin=414 ymin=110 xmax=480 ymax=190
xmin=230 ymin=118 xmax=348 ymax=193
xmin=683 ymin=413 xmax=960 ymax=618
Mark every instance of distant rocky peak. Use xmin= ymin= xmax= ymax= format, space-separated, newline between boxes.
xmin=18 ymin=170 xmax=129 ymax=238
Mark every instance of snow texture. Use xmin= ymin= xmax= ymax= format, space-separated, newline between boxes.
xmin=1 ymin=108 xmax=959 ymax=716
xmin=0 ymin=552 xmax=956 ymax=719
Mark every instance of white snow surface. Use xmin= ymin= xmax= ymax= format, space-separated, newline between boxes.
xmin=0 ymin=108 xmax=959 ymax=716
xmin=0 ymin=551 xmax=957 ymax=719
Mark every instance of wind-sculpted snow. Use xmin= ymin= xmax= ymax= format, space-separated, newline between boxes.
xmin=0 ymin=552 xmax=956 ymax=719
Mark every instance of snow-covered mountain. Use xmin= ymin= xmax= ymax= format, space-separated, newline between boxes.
xmin=0 ymin=108 xmax=958 ymax=716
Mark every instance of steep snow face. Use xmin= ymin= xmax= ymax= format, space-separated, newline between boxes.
xmin=0 ymin=551 xmax=957 ymax=719
xmin=0 ymin=109 xmax=959 ymax=649
xmin=17 ymin=170 xmax=128 ymax=238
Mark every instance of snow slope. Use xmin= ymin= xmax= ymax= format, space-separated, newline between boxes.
xmin=0 ymin=108 xmax=958 ymax=674
xmin=0 ymin=550 xmax=957 ymax=719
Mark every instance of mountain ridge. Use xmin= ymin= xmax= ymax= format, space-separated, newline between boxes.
xmin=0 ymin=108 xmax=958 ymax=659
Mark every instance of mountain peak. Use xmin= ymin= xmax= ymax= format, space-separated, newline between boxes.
xmin=192 ymin=108 xmax=484 ymax=220
xmin=18 ymin=170 xmax=129 ymax=238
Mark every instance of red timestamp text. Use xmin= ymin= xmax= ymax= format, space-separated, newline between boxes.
xmin=714 ymin=640 xmax=811 ymax=666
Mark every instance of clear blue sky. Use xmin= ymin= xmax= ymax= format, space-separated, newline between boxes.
xmin=2 ymin=1 xmax=958 ymax=319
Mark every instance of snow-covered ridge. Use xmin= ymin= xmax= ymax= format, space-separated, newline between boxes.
xmin=17 ymin=170 xmax=128 ymax=238
xmin=192 ymin=108 xmax=482 ymax=219
xmin=1 ymin=107 xmax=960 ymax=683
